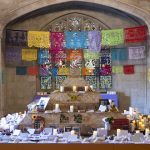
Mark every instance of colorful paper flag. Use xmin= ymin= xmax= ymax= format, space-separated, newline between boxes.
xmin=123 ymin=65 xmax=134 ymax=74
xmin=102 ymin=29 xmax=124 ymax=46
xmin=88 ymin=31 xmax=101 ymax=51
xmin=128 ymin=46 xmax=145 ymax=59
xmin=22 ymin=48 xmax=37 ymax=61
xmin=112 ymin=66 xmax=123 ymax=74
xmin=28 ymin=31 xmax=50 ymax=48
xmin=111 ymin=47 xmax=128 ymax=61
xmin=27 ymin=66 xmax=38 ymax=76
xmin=16 ymin=66 xmax=27 ymax=75
xmin=125 ymin=25 xmax=147 ymax=43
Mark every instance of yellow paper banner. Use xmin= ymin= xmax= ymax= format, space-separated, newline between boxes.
xmin=22 ymin=49 xmax=37 ymax=61
xmin=58 ymin=67 xmax=69 ymax=75
xmin=28 ymin=31 xmax=50 ymax=48
xmin=112 ymin=66 xmax=123 ymax=74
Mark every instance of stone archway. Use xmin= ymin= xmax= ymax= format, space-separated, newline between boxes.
xmin=0 ymin=0 xmax=150 ymax=116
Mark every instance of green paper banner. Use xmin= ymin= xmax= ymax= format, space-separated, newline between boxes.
xmin=83 ymin=49 xmax=99 ymax=59
xmin=112 ymin=66 xmax=123 ymax=74
xmin=102 ymin=29 xmax=124 ymax=46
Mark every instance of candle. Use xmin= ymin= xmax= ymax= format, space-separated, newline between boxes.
xmin=129 ymin=107 xmax=133 ymax=116
xmin=53 ymin=129 xmax=57 ymax=135
xmin=84 ymin=86 xmax=88 ymax=92
xmin=73 ymin=86 xmax=77 ymax=92
xmin=136 ymin=130 xmax=140 ymax=133
xmin=55 ymin=104 xmax=59 ymax=110
xmin=93 ymin=131 xmax=97 ymax=138
xmin=70 ymin=105 xmax=74 ymax=112
xmin=145 ymin=128 xmax=149 ymax=137
xmin=90 ymin=85 xmax=93 ymax=90
xmin=117 ymin=129 xmax=121 ymax=137
xmin=60 ymin=86 xmax=64 ymax=92
xmin=71 ymin=130 xmax=75 ymax=135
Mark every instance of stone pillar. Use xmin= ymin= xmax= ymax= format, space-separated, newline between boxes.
xmin=145 ymin=34 xmax=150 ymax=114
xmin=0 ymin=29 xmax=5 ymax=117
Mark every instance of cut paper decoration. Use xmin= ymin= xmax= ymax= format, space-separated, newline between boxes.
xmin=40 ymin=76 xmax=52 ymax=90
xmin=58 ymin=67 xmax=69 ymax=75
xmin=85 ymin=59 xmax=99 ymax=68
xmin=55 ymin=76 xmax=67 ymax=89
xmin=16 ymin=66 xmax=27 ymax=75
xmin=51 ymin=32 xmax=64 ymax=51
xmin=100 ymin=53 xmax=111 ymax=65
xmin=38 ymin=49 xmax=51 ymax=65
xmin=112 ymin=66 xmax=123 ymax=74
xmin=52 ymin=50 xmax=67 ymax=62
xmin=51 ymin=67 xmax=58 ymax=77
xmin=70 ymin=60 xmax=82 ymax=68
xmin=39 ymin=64 xmax=52 ymax=76
xmin=100 ymin=76 xmax=112 ymax=89
xmin=27 ymin=66 xmax=38 ymax=76
xmin=22 ymin=49 xmax=37 ymax=61
xmin=148 ymin=68 xmax=150 ymax=82
xmin=128 ymin=46 xmax=145 ymax=60
xmin=123 ymin=65 xmax=134 ymax=74
xmin=111 ymin=47 xmax=128 ymax=61
xmin=28 ymin=31 xmax=50 ymax=48
xmin=125 ymin=25 xmax=147 ymax=43
xmin=85 ymin=76 xmax=97 ymax=89
xmin=100 ymin=64 xmax=112 ymax=75
xmin=67 ymin=49 xmax=83 ymax=61
xmin=55 ymin=59 xmax=66 ymax=68
xmin=6 ymin=29 xmax=27 ymax=46
xmin=83 ymin=49 xmax=99 ymax=60
xmin=6 ymin=47 xmax=21 ymax=62
xmin=65 ymin=31 xmax=88 ymax=49
xmin=93 ymin=67 xmax=100 ymax=76
xmin=88 ymin=31 xmax=101 ymax=51
xmin=82 ymin=68 xmax=95 ymax=75
xmin=102 ymin=29 xmax=124 ymax=46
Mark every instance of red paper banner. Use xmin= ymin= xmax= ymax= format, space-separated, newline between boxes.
xmin=67 ymin=49 xmax=83 ymax=61
xmin=27 ymin=66 xmax=38 ymax=75
xmin=125 ymin=25 xmax=147 ymax=43
xmin=123 ymin=65 xmax=134 ymax=74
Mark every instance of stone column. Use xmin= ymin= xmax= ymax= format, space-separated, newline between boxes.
xmin=145 ymin=34 xmax=150 ymax=114
xmin=0 ymin=29 xmax=5 ymax=117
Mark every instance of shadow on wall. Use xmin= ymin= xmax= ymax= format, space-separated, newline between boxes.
xmin=117 ymin=92 xmax=130 ymax=112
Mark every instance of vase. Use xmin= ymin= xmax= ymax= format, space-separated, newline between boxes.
xmin=105 ymin=122 xmax=110 ymax=130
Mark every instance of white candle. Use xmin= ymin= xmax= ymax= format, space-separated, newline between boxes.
xmin=93 ymin=131 xmax=97 ymax=138
xmin=53 ymin=129 xmax=57 ymax=135
xmin=71 ymin=130 xmax=75 ymax=135
xmin=117 ymin=129 xmax=121 ymax=137
xmin=55 ymin=104 xmax=59 ymax=110
xmin=145 ymin=128 xmax=149 ymax=136
xmin=90 ymin=85 xmax=93 ymax=90
xmin=70 ymin=105 xmax=74 ymax=112
xmin=60 ymin=86 xmax=64 ymax=92
xmin=84 ymin=86 xmax=88 ymax=92
xmin=129 ymin=107 xmax=133 ymax=116
xmin=73 ymin=86 xmax=77 ymax=92
xmin=136 ymin=130 xmax=140 ymax=133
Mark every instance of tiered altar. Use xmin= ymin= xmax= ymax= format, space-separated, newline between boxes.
xmin=19 ymin=69 xmax=125 ymax=135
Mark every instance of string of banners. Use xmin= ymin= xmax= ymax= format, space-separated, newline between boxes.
xmin=5 ymin=25 xmax=148 ymax=90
